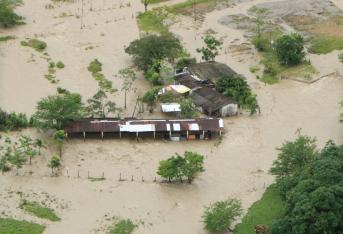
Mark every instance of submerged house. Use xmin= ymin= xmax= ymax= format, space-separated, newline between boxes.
xmin=190 ymin=87 xmax=238 ymax=116
xmin=174 ymin=62 xmax=240 ymax=117
xmin=65 ymin=118 xmax=224 ymax=141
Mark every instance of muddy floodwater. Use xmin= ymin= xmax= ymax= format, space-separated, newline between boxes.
xmin=1 ymin=0 xmax=343 ymax=233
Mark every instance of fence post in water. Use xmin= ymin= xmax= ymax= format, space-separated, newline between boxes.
xmin=119 ymin=173 xmax=122 ymax=181
xmin=141 ymin=176 xmax=144 ymax=182
xmin=154 ymin=176 xmax=156 ymax=182
xmin=77 ymin=170 xmax=80 ymax=178
xmin=131 ymin=175 xmax=134 ymax=181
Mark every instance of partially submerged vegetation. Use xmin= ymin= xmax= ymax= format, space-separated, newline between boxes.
xmin=0 ymin=0 xmax=24 ymax=28
xmin=0 ymin=218 xmax=45 ymax=234
xmin=20 ymin=200 xmax=61 ymax=221
xmin=88 ymin=59 xmax=116 ymax=93
xmin=109 ymin=219 xmax=136 ymax=234
xmin=0 ymin=108 xmax=29 ymax=131
xmin=137 ymin=9 xmax=169 ymax=33
xmin=21 ymin=38 xmax=47 ymax=52
xmin=167 ymin=0 xmax=227 ymax=15
xmin=0 ymin=35 xmax=15 ymax=41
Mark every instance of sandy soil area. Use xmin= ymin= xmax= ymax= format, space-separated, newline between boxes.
xmin=1 ymin=0 xmax=343 ymax=233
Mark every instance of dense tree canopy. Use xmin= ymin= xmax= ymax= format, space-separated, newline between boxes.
xmin=125 ymin=33 xmax=183 ymax=72
xmin=216 ymin=75 xmax=258 ymax=114
xmin=269 ymin=137 xmax=343 ymax=234
xmin=275 ymin=33 xmax=305 ymax=66
xmin=32 ymin=92 xmax=84 ymax=130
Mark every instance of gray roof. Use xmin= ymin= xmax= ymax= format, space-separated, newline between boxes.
xmin=188 ymin=62 xmax=239 ymax=82
xmin=190 ymin=87 xmax=237 ymax=113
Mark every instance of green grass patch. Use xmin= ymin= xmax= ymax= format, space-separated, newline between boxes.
xmin=109 ymin=219 xmax=136 ymax=234
xmin=137 ymin=10 xmax=168 ymax=33
xmin=20 ymin=200 xmax=61 ymax=222
xmin=149 ymin=0 xmax=170 ymax=3
xmin=234 ymin=184 xmax=284 ymax=234
xmin=20 ymin=39 xmax=47 ymax=52
xmin=0 ymin=35 xmax=15 ymax=42
xmin=0 ymin=218 xmax=45 ymax=234
xmin=309 ymin=36 xmax=343 ymax=54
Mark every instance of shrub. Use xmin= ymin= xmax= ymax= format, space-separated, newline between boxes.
xmin=0 ymin=108 xmax=29 ymax=131
xmin=87 ymin=59 xmax=102 ymax=74
xmin=144 ymin=69 xmax=163 ymax=85
xmin=0 ymin=35 xmax=15 ymax=41
xmin=202 ymin=199 xmax=243 ymax=232
xmin=0 ymin=0 xmax=24 ymax=28
xmin=21 ymin=39 xmax=47 ymax=52
xmin=56 ymin=61 xmax=65 ymax=69
xmin=109 ymin=219 xmax=136 ymax=234
xmin=252 ymin=36 xmax=269 ymax=51
xmin=179 ymin=98 xmax=198 ymax=118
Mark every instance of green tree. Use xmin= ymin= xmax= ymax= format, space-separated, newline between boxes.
xmin=0 ymin=0 xmax=24 ymax=28
xmin=157 ymin=158 xmax=177 ymax=182
xmin=270 ymin=135 xmax=317 ymax=179
xmin=48 ymin=155 xmax=61 ymax=176
xmin=179 ymin=98 xmax=198 ymax=118
xmin=125 ymin=33 xmax=183 ymax=72
xmin=182 ymin=151 xmax=204 ymax=183
xmin=34 ymin=139 xmax=45 ymax=155
xmin=86 ymin=90 xmax=117 ymax=118
xmin=32 ymin=92 xmax=84 ymax=130
xmin=53 ymin=130 xmax=66 ymax=158
xmin=202 ymin=198 xmax=243 ymax=232
xmin=8 ymin=146 xmax=26 ymax=175
xmin=196 ymin=35 xmax=223 ymax=62
xmin=275 ymin=33 xmax=305 ymax=66
xmin=142 ymin=87 xmax=160 ymax=113
xmin=18 ymin=135 xmax=37 ymax=165
xmin=119 ymin=68 xmax=137 ymax=109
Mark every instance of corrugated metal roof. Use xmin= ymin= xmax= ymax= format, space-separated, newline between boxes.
xmin=161 ymin=103 xmax=181 ymax=113
xmin=65 ymin=118 xmax=224 ymax=134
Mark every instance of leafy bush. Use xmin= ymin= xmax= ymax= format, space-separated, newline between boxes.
xmin=275 ymin=33 xmax=305 ymax=66
xmin=144 ymin=68 xmax=163 ymax=86
xmin=88 ymin=59 xmax=102 ymax=74
xmin=176 ymin=57 xmax=196 ymax=69
xmin=216 ymin=75 xmax=259 ymax=114
xmin=0 ymin=0 xmax=24 ymax=28
xmin=0 ymin=108 xmax=29 ymax=131
xmin=252 ymin=36 xmax=269 ymax=52
xmin=109 ymin=219 xmax=136 ymax=234
xmin=142 ymin=87 xmax=161 ymax=112
xmin=159 ymin=92 xmax=175 ymax=103
xmin=179 ymin=98 xmax=198 ymax=118
xmin=196 ymin=35 xmax=223 ymax=62
xmin=56 ymin=61 xmax=65 ymax=69
xmin=21 ymin=39 xmax=47 ymax=52
xmin=202 ymin=198 xmax=243 ymax=232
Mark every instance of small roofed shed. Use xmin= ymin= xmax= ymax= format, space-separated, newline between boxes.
xmin=65 ymin=118 xmax=224 ymax=140
xmin=188 ymin=62 xmax=240 ymax=83
xmin=190 ymin=87 xmax=238 ymax=117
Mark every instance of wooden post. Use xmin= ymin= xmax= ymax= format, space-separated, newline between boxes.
xmin=131 ymin=175 xmax=134 ymax=181
xmin=119 ymin=131 xmax=122 ymax=139
xmin=141 ymin=176 xmax=144 ymax=182
xmin=219 ymin=131 xmax=222 ymax=137
xmin=187 ymin=130 xmax=189 ymax=140
xmin=153 ymin=131 xmax=156 ymax=139
xmin=119 ymin=173 xmax=122 ymax=181
xmin=77 ymin=170 xmax=80 ymax=178
xmin=101 ymin=132 xmax=104 ymax=140
xmin=202 ymin=130 xmax=205 ymax=139
xmin=83 ymin=132 xmax=86 ymax=141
